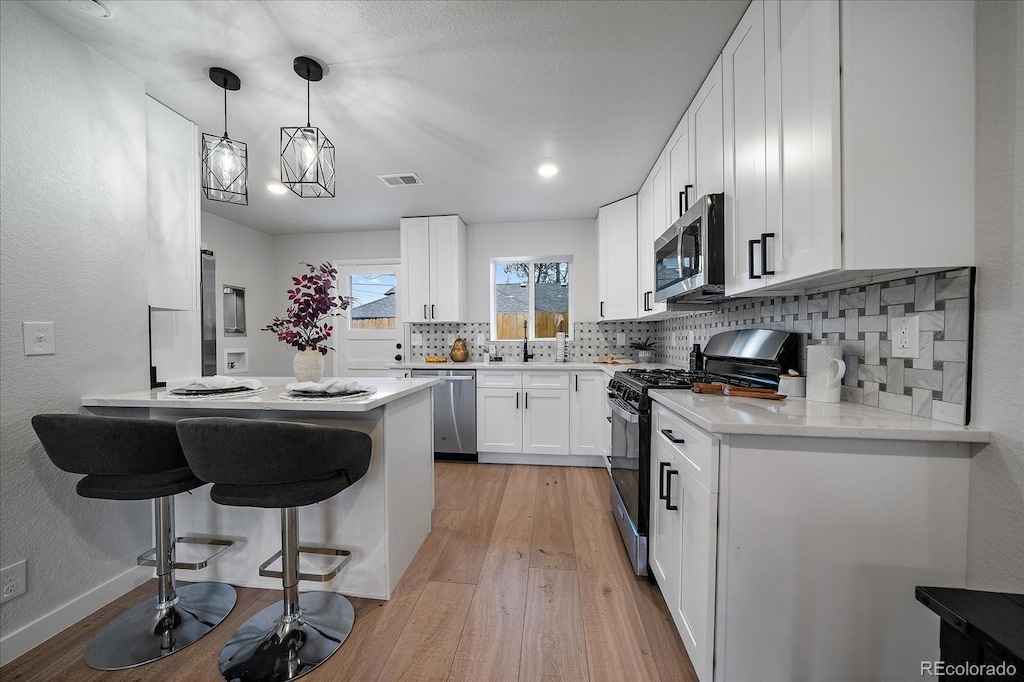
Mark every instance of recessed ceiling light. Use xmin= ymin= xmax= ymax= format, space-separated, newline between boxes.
xmin=538 ymin=164 xmax=559 ymax=178
xmin=69 ymin=0 xmax=114 ymax=19
xmin=267 ymin=183 xmax=287 ymax=195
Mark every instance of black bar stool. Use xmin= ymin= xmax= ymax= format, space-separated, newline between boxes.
xmin=175 ymin=417 xmax=372 ymax=682
xmin=30 ymin=414 xmax=237 ymax=670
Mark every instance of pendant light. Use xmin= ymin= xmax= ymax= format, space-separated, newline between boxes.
xmin=280 ymin=56 xmax=335 ymax=198
xmin=201 ymin=67 xmax=248 ymax=205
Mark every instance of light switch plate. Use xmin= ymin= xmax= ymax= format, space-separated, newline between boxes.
xmin=616 ymin=332 xmax=626 ymax=346
xmin=411 ymin=333 xmax=424 ymax=347
xmin=891 ymin=316 xmax=919 ymax=358
xmin=23 ymin=322 xmax=55 ymax=356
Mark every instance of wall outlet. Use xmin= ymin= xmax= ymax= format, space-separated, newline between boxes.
xmin=616 ymin=332 xmax=626 ymax=346
xmin=1 ymin=559 xmax=26 ymax=604
xmin=23 ymin=321 xmax=55 ymax=356
xmin=891 ymin=316 xmax=919 ymax=358
xmin=411 ymin=333 xmax=424 ymax=347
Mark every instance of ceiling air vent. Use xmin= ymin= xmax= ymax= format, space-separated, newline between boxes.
xmin=378 ymin=173 xmax=423 ymax=187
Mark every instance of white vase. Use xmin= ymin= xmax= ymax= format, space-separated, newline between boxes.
xmin=637 ymin=350 xmax=654 ymax=363
xmin=293 ymin=349 xmax=325 ymax=382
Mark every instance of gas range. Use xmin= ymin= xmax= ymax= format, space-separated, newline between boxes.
xmin=608 ymin=368 xmax=767 ymax=410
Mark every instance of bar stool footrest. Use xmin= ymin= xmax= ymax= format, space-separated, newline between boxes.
xmin=258 ymin=546 xmax=351 ymax=583
xmin=137 ymin=536 xmax=233 ymax=570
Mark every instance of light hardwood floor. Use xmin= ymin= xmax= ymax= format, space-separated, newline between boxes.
xmin=1 ymin=463 xmax=697 ymax=682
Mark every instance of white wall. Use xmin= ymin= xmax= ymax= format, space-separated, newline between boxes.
xmin=270 ymin=230 xmax=401 ymax=372
xmin=968 ymin=0 xmax=1024 ymax=591
xmin=465 ymin=219 xmax=598 ymax=322
xmin=202 ymin=212 xmax=278 ymax=375
xmin=0 ymin=0 xmax=150 ymax=647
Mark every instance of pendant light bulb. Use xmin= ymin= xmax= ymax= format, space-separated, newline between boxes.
xmin=299 ymin=129 xmax=318 ymax=178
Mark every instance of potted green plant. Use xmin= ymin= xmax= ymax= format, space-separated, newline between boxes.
xmin=629 ymin=337 xmax=659 ymax=363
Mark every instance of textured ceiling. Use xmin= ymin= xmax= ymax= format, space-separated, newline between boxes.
xmin=25 ymin=0 xmax=748 ymax=234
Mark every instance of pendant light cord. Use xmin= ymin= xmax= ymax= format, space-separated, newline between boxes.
xmin=223 ymin=85 xmax=229 ymax=138
xmin=306 ymin=70 xmax=311 ymax=127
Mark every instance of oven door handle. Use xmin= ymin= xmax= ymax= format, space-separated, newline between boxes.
xmin=608 ymin=398 xmax=639 ymax=424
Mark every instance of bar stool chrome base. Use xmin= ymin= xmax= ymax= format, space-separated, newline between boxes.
xmin=84 ymin=582 xmax=237 ymax=670
xmin=218 ymin=591 xmax=355 ymax=682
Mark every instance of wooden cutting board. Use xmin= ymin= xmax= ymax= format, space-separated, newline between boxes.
xmin=692 ymin=382 xmax=787 ymax=400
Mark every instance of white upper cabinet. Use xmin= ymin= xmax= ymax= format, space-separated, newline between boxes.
xmin=146 ymin=97 xmax=200 ymax=311
xmin=597 ymin=195 xmax=639 ymax=321
xmin=400 ymin=215 xmax=466 ymax=322
xmin=667 ymin=110 xmax=692 ymax=224
xmin=689 ymin=56 xmax=725 ymax=203
xmin=638 ymin=154 xmax=668 ymax=317
xmin=723 ymin=0 xmax=771 ymax=296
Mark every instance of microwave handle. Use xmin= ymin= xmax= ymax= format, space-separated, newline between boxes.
xmin=679 ymin=185 xmax=694 ymax=216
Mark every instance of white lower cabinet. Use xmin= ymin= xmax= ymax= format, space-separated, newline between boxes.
xmin=569 ymin=371 xmax=608 ymax=457
xmin=477 ymin=370 xmax=606 ymax=460
xmin=650 ymin=404 xmax=718 ymax=682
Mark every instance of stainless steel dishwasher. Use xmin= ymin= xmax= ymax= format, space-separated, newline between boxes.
xmin=411 ymin=369 xmax=477 ymax=461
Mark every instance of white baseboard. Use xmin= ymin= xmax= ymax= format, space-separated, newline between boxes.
xmin=478 ymin=452 xmax=606 ymax=468
xmin=0 ymin=565 xmax=152 ymax=667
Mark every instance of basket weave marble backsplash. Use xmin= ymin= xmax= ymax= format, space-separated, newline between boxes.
xmin=651 ymin=268 xmax=975 ymax=425
xmin=406 ymin=269 xmax=973 ymax=426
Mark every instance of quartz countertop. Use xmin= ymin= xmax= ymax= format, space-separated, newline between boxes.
xmin=649 ymin=389 xmax=991 ymax=443
xmin=389 ymin=361 xmax=679 ymax=377
xmin=82 ymin=377 xmax=438 ymax=413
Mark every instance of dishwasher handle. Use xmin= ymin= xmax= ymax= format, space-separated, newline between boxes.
xmin=433 ymin=375 xmax=474 ymax=381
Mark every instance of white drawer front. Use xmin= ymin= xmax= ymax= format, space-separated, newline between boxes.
xmin=478 ymin=370 xmax=522 ymax=389
xmin=523 ymin=371 xmax=570 ymax=390
xmin=653 ymin=403 xmax=719 ymax=493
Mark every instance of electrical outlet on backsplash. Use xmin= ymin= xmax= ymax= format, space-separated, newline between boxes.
xmin=405 ymin=269 xmax=974 ymax=425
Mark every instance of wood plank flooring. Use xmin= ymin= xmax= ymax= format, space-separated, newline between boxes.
xmin=1 ymin=463 xmax=697 ymax=682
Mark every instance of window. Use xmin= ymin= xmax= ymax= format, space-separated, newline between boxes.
xmin=348 ymin=273 xmax=397 ymax=330
xmin=491 ymin=257 xmax=572 ymax=340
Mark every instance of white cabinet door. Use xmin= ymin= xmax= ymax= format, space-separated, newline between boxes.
xmin=650 ymin=439 xmax=682 ymax=612
xmin=723 ymin=0 xmax=771 ymax=296
xmin=763 ymin=0 xmax=841 ymax=286
xmin=569 ymin=371 xmax=607 ymax=456
xmin=667 ymin=110 xmax=692 ymax=223
xmin=400 ymin=217 xmax=430 ymax=322
xmin=677 ymin=469 xmax=718 ymax=682
xmin=636 ymin=176 xmax=656 ymax=317
xmin=639 ymin=156 xmax=668 ymax=318
xmin=427 ymin=215 xmax=464 ymax=322
xmin=522 ymin=388 xmax=569 ymax=455
xmin=476 ymin=388 xmax=522 ymax=453
xmin=597 ymin=195 xmax=639 ymax=321
xmin=146 ymin=96 xmax=200 ymax=311
xmin=690 ymin=56 xmax=725 ymax=201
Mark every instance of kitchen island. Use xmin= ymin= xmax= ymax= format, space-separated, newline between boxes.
xmin=82 ymin=377 xmax=438 ymax=600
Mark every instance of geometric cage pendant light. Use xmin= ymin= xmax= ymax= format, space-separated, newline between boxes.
xmin=201 ymin=67 xmax=248 ymax=205
xmin=280 ymin=56 xmax=335 ymax=198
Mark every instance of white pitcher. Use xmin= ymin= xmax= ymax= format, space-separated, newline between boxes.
xmin=806 ymin=343 xmax=846 ymax=403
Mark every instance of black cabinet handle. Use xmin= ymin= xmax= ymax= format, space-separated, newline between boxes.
xmin=525 ymin=392 xmax=529 ymax=409
xmin=430 ymin=304 xmax=436 ymax=319
xmin=516 ymin=392 xmax=519 ymax=410
xmin=760 ymin=232 xmax=776 ymax=276
xmin=606 ymin=416 xmax=612 ymax=423
xmin=661 ymin=429 xmax=685 ymax=444
xmin=748 ymin=239 xmax=762 ymax=279
xmin=683 ymin=184 xmax=693 ymax=213
xmin=600 ymin=301 xmax=605 ymax=318
xmin=423 ymin=304 xmax=428 ymax=319
xmin=665 ymin=470 xmax=679 ymax=511
xmin=575 ymin=375 xmax=578 ymax=392
xmin=659 ymin=461 xmax=670 ymax=500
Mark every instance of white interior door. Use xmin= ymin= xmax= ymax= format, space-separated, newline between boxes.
xmin=333 ymin=262 xmax=403 ymax=376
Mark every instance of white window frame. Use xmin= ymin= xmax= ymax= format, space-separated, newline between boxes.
xmin=490 ymin=256 xmax=574 ymax=342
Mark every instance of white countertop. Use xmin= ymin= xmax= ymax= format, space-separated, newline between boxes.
xmin=649 ymin=389 xmax=991 ymax=443
xmin=82 ymin=377 xmax=439 ymax=413
xmin=390 ymin=361 xmax=679 ymax=377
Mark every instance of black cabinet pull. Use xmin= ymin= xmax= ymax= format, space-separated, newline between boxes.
xmin=575 ymin=375 xmax=578 ymax=392
xmin=760 ymin=232 xmax=776 ymax=275
xmin=748 ymin=239 xmax=762 ymax=279
xmin=661 ymin=429 xmax=685 ymax=444
xmin=683 ymin=184 xmax=693 ymax=213
xmin=606 ymin=416 xmax=612 ymax=423
xmin=525 ymin=392 xmax=529 ymax=409
xmin=516 ymin=392 xmax=519 ymax=410
xmin=423 ymin=304 xmax=428 ymax=319
xmin=600 ymin=301 xmax=605 ymax=318
xmin=430 ymin=304 xmax=436 ymax=319
xmin=665 ymin=470 xmax=679 ymax=511
xmin=658 ymin=461 xmax=670 ymax=500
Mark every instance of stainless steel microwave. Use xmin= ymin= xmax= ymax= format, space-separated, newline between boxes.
xmin=654 ymin=193 xmax=725 ymax=303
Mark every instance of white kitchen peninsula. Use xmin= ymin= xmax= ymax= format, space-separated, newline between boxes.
xmin=82 ymin=377 xmax=437 ymax=600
